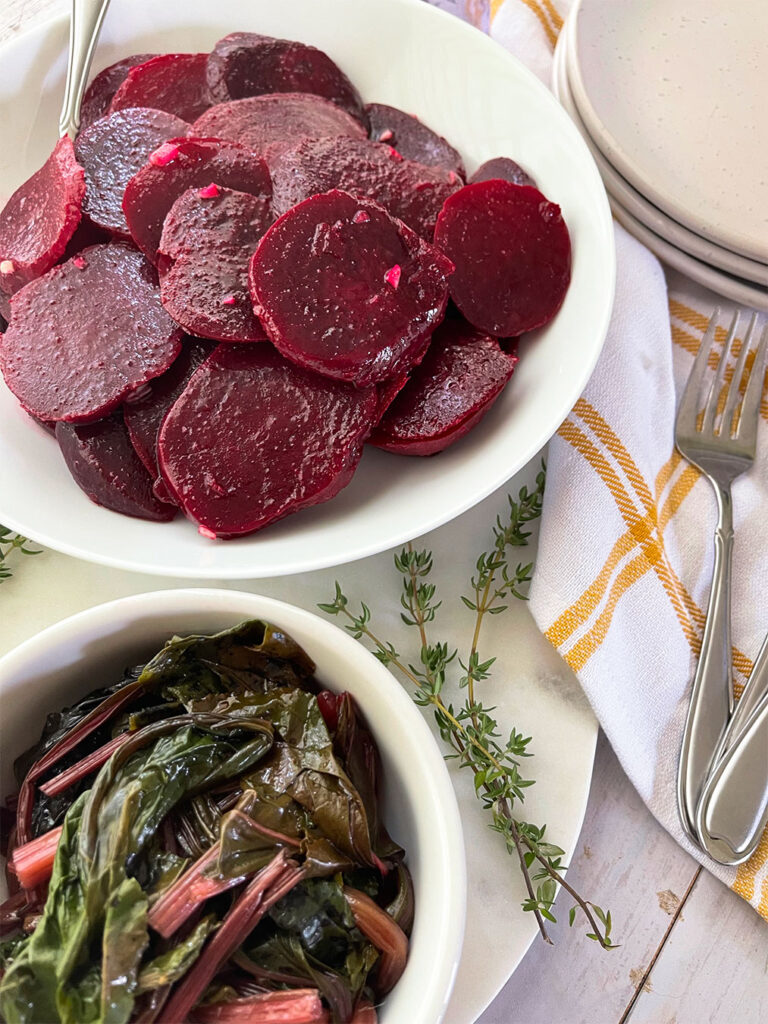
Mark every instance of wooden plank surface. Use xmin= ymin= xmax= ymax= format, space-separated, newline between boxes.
xmin=1 ymin=3 xmax=766 ymax=1022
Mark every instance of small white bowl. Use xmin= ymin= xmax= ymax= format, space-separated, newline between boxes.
xmin=0 ymin=589 xmax=466 ymax=1024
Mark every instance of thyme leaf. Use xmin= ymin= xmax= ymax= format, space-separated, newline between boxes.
xmin=320 ymin=464 xmax=618 ymax=949
xmin=0 ymin=526 xmax=42 ymax=583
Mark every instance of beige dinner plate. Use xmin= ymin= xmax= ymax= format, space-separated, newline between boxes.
xmin=567 ymin=0 xmax=768 ymax=264
xmin=552 ymin=24 xmax=768 ymax=312
xmin=557 ymin=11 xmax=768 ymax=286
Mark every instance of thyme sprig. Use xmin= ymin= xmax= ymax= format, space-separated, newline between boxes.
xmin=320 ymin=468 xmax=616 ymax=949
xmin=0 ymin=526 xmax=42 ymax=583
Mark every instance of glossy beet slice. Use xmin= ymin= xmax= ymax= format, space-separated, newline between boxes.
xmin=79 ymin=54 xmax=157 ymax=130
xmin=75 ymin=108 xmax=189 ymax=237
xmin=158 ymin=344 xmax=378 ymax=537
xmin=191 ymin=93 xmax=365 ymax=161
xmin=0 ymin=137 xmax=85 ymax=299
xmin=469 ymin=157 xmax=536 ymax=188
xmin=0 ymin=243 xmax=182 ymax=423
xmin=206 ymin=32 xmax=364 ymax=121
xmin=122 ymin=137 xmax=271 ymax=261
xmin=369 ymin=318 xmax=518 ymax=456
xmin=365 ymin=103 xmax=465 ymax=179
xmin=56 ymin=415 xmax=175 ymax=521
xmin=124 ymin=337 xmax=215 ymax=476
xmin=158 ymin=187 xmax=272 ymax=343
xmin=250 ymin=190 xmax=454 ymax=387
xmin=434 ymin=181 xmax=571 ymax=336
xmin=109 ymin=53 xmax=213 ymax=122
xmin=270 ymin=136 xmax=460 ymax=240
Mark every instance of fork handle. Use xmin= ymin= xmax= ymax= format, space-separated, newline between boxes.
xmin=677 ymin=482 xmax=734 ymax=841
xmin=58 ymin=0 xmax=112 ymax=139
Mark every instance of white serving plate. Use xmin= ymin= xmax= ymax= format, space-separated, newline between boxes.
xmin=0 ymin=589 xmax=466 ymax=1024
xmin=567 ymin=0 xmax=768 ymax=264
xmin=552 ymin=27 xmax=768 ymax=312
xmin=0 ymin=0 xmax=615 ymax=579
xmin=557 ymin=12 xmax=767 ymax=286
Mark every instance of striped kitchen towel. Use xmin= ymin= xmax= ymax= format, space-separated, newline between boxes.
xmin=435 ymin=0 xmax=768 ymax=916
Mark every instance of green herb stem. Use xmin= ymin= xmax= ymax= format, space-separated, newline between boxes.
xmin=320 ymin=467 xmax=617 ymax=951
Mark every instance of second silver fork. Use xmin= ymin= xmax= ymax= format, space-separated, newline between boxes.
xmin=674 ymin=309 xmax=767 ymax=843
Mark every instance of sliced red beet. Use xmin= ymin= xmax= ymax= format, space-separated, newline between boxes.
xmin=369 ymin=318 xmax=518 ymax=456
xmin=250 ymin=190 xmax=453 ymax=387
xmin=434 ymin=181 xmax=571 ymax=336
xmin=270 ymin=136 xmax=461 ymax=240
xmin=157 ymin=344 xmax=378 ymax=538
xmin=122 ymin=137 xmax=271 ymax=261
xmin=59 ymin=218 xmax=112 ymax=261
xmin=75 ymin=108 xmax=189 ymax=238
xmin=79 ymin=54 xmax=157 ymax=130
xmin=206 ymin=32 xmax=364 ymax=121
xmin=124 ymin=337 xmax=215 ymax=477
xmin=158 ymin=187 xmax=272 ymax=343
xmin=0 ymin=243 xmax=182 ymax=423
xmin=56 ymin=415 xmax=176 ymax=521
xmin=365 ymin=103 xmax=465 ymax=179
xmin=469 ymin=157 xmax=536 ymax=188
xmin=376 ymin=373 xmax=409 ymax=421
xmin=109 ymin=53 xmax=213 ymax=123
xmin=191 ymin=93 xmax=365 ymax=162
xmin=0 ymin=137 xmax=85 ymax=298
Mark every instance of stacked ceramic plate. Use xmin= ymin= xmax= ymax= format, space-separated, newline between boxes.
xmin=553 ymin=0 xmax=768 ymax=310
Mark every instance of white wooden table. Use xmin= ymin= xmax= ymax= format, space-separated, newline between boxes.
xmin=2 ymin=3 xmax=766 ymax=1022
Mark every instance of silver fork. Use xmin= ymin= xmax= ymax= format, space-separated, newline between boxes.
xmin=675 ymin=308 xmax=767 ymax=843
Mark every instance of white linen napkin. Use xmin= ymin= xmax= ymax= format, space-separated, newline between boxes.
xmin=452 ymin=0 xmax=768 ymax=916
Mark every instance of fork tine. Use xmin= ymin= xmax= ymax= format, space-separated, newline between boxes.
xmin=734 ymin=320 xmax=768 ymax=453
xmin=702 ymin=310 xmax=739 ymax=435
xmin=676 ymin=307 xmax=721 ymax=438
xmin=722 ymin=312 xmax=757 ymax=437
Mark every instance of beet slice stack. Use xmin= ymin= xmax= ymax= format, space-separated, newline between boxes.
xmin=250 ymin=190 xmax=454 ymax=387
xmin=75 ymin=108 xmax=190 ymax=238
xmin=469 ymin=157 xmax=536 ymax=188
xmin=369 ymin=318 xmax=519 ymax=456
xmin=191 ymin=94 xmax=365 ymax=162
xmin=109 ymin=53 xmax=213 ymax=122
xmin=158 ymin=186 xmax=272 ymax=343
xmin=434 ymin=180 xmax=571 ymax=336
xmin=122 ymin=137 xmax=271 ymax=261
xmin=0 ymin=243 xmax=182 ymax=423
xmin=365 ymin=103 xmax=465 ymax=179
xmin=206 ymin=32 xmax=364 ymax=120
xmin=124 ymin=337 xmax=216 ymax=478
xmin=157 ymin=345 xmax=378 ymax=538
xmin=56 ymin=415 xmax=176 ymax=522
xmin=270 ymin=136 xmax=461 ymax=240
xmin=79 ymin=54 xmax=157 ymax=130
xmin=0 ymin=137 xmax=85 ymax=299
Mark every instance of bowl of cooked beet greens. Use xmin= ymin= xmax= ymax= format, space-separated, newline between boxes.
xmin=0 ymin=590 xmax=465 ymax=1023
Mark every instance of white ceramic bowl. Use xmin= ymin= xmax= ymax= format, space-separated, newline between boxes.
xmin=0 ymin=0 xmax=615 ymax=578
xmin=0 ymin=588 xmax=466 ymax=1024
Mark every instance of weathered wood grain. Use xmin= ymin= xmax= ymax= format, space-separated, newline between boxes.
xmin=479 ymin=734 xmax=702 ymax=1023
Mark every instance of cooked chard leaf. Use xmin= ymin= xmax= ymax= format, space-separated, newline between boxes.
xmin=1 ymin=619 xmax=409 ymax=1024
xmin=0 ymin=716 xmax=273 ymax=1024
xmin=136 ymin=914 xmax=217 ymax=992
xmin=268 ymin=878 xmax=358 ymax=968
xmin=137 ymin=620 xmax=316 ymax=708
xmin=0 ymin=934 xmax=27 ymax=972
xmin=0 ymin=793 xmax=89 ymax=1024
xmin=205 ymin=689 xmax=380 ymax=868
